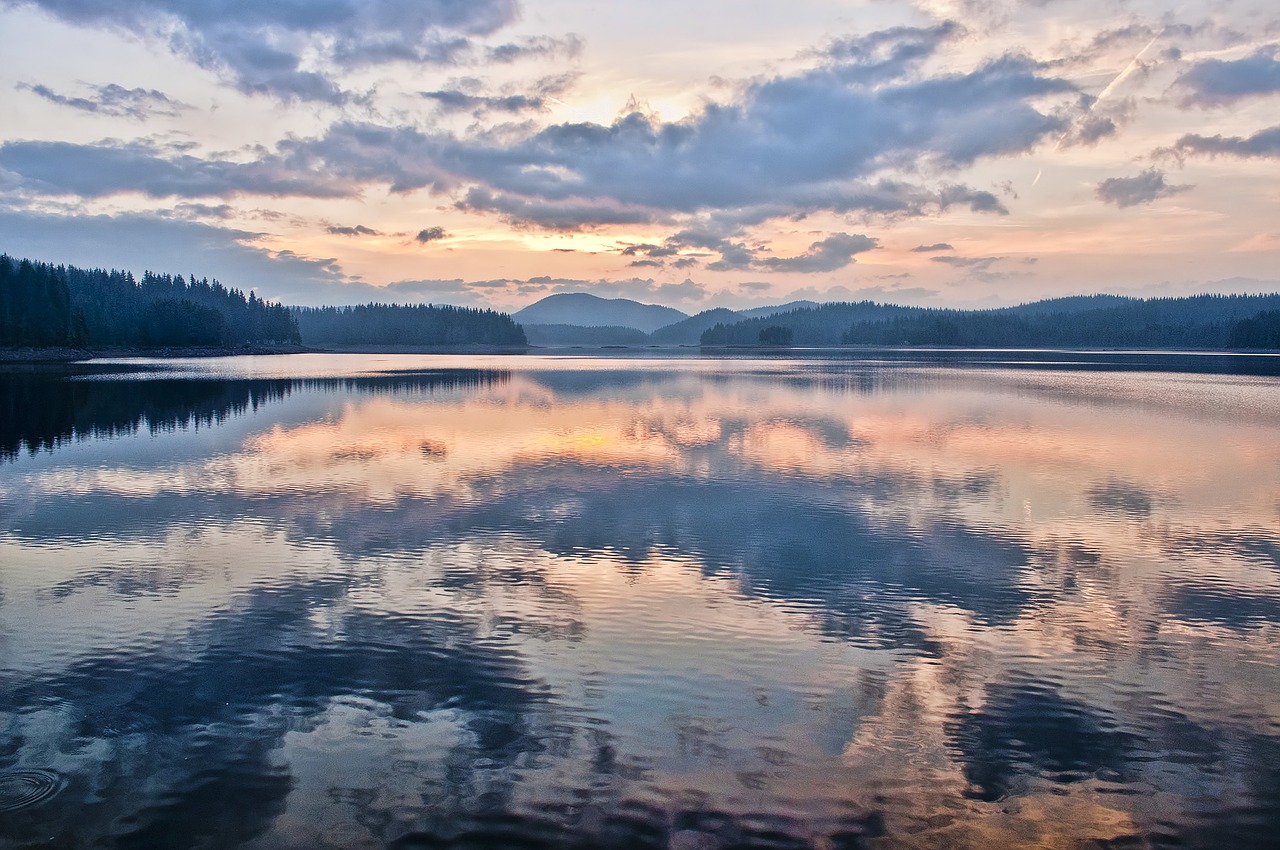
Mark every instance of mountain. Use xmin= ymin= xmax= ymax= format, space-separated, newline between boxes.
xmin=514 ymin=293 xmax=687 ymax=332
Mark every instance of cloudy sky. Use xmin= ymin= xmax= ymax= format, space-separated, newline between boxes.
xmin=2 ymin=0 xmax=1278 ymax=310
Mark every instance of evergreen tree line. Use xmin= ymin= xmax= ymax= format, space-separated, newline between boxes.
xmin=701 ymin=294 xmax=1280 ymax=349
xmin=293 ymin=303 xmax=527 ymax=347
xmin=701 ymin=302 xmax=922 ymax=346
xmin=1228 ymin=310 xmax=1280 ymax=348
xmin=1 ymin=253 xmax=529 ymax=350
xmin=1 ymin=254 xmax=300 ymax=348
xmin=522 ymin=323 xmax=648 ymax=346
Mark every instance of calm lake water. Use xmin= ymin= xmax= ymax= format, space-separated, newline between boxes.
xmin=1 ymin=352 xmax=1278 ymax=849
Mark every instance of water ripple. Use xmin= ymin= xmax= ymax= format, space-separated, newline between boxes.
xmin=0 ymin=769 xmax=66 ymax=812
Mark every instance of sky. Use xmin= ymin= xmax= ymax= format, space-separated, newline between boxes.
xmin=1 ymin=0 xmax=1279 ymax=312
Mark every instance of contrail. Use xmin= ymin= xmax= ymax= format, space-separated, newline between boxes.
xmin=1034 ymin=30 xmax=1162 ymax=187
xmin=1095 ymin=33 xmax=1161 ymax=104
xmin=1054 ymin=31 xmax=1161 ymax=151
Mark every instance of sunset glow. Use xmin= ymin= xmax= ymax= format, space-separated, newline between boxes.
xmin=3 ymin=0 xmax=1277 ymax=312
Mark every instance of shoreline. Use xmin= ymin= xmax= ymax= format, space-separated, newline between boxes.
xmin=0 ymin=344 xmax=321 ymax=363
xmin=0 ymin=342 xmax=531 ymax=363
xmin=315 ymin=344 xmax=531 ymax=355
xmin=4 ymin=343 xmax=1278 ymax=363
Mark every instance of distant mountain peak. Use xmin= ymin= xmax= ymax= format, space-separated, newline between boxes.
xmin=514 ymin=293 xmax=688 ymax=332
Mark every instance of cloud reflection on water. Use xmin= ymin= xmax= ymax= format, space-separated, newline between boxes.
xmin=1 ymin=355 xmax=1278 ymax=848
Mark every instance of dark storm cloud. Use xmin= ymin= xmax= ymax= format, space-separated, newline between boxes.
xmin=757 ymin=233 xmax=879 ymax=273
xmin=327 ymin=224 xmax=379 ymax=236
xmin=1095 ymin=168 xmax=1192 ymax=208
xmin=5 ymin=0 xmax=521 ymax=102
xmin=1174 ymin=45 xmax=1280 ymax=107
xmin=0 ymin=138 xmax=350 ymax=198
xmin=1171 ymin=125 xmax=1280 ymax=159
xmin=415 ymin=226 xmax=449 ymax=243
xmin=17 ymin=81 xmax=188 ymax=119
xmin=912 ymin=243 xmax=954 ymax=252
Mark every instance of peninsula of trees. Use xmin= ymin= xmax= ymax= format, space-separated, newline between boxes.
xmin=1 ymin=253 xmax=525 ymax=352
xmin=1 ymin=254 xmax=299 ymax=349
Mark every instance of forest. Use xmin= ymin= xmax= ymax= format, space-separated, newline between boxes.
xmin=293 ymin=304 xmax=526 ymax=347
xmin=701 ymin=294 xmax=1280 ymax=349
xmin=6 ymin=250 xmax=1279 ymax=353
xmin=1 ymin=253 xmax=526 ymax=350
xmin=0 ymin=254 xmax=299 ymax=348
xmin=522 ymin=323 xmax=647 ymax=346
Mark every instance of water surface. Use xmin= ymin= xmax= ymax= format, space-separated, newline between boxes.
xmin=1 ymin=352 xmax=1278 ymax=849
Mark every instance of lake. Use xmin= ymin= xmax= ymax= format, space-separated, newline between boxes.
xmin=1 ymin=351 xmax=1278 ymax=849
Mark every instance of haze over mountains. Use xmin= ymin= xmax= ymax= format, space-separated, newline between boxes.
xmin=510 ymin=290 xmax=1280 ymax=349
xmin=4 ymin=250 xmax=1279 ymax=352
xmin=514 ymin=293 xmax=821 ymax=346
xmin=512 ymin=294 xmax=686 ymax=333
